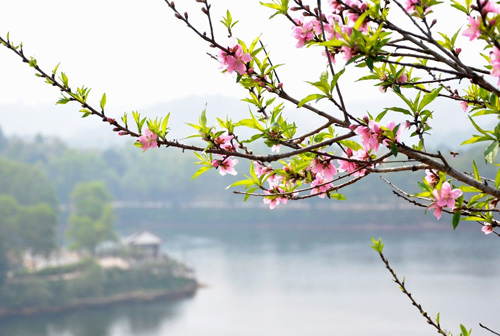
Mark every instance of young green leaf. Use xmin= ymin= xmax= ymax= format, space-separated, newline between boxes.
xmin=100 ymin=93 xmax=107 ymax=111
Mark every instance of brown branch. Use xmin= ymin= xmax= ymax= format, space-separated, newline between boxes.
xmin=376 ymin=249 xmax=448 ymax=336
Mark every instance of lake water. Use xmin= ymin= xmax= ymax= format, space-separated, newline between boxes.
xmin=1 ymin=225 xmax=499 ymax=336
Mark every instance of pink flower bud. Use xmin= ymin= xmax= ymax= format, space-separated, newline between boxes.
xmin=118 ymin=131 xmax=127 ymax=136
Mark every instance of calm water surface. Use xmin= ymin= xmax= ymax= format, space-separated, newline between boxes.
xmin=1 ymin=226 xmax=499 ymax=336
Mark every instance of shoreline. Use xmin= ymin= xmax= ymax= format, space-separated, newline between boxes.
xmin=0 ymin=282 xmax=199 ymax=319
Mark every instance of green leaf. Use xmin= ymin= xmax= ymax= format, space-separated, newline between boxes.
xmin=56 ymin=97 xmax=70 ymax=105
xmin=460 ymin=324 xmax=471 ymax=336
xmin=161 ymin=113 xmax=170 ymax=136
xmin=52 ymin=62 xmax=61 ymax=75
xmin=390 ymin=142 xmax=398 ymax=157
xmin=227 ymin=179 xmax=255 ymax=189
xmin=243 ymin=187 xmax=258 ymax=201
xmin=485 ymin=141 xmax=499 ymax=164
xmin=469 ymin=116 xmax=494 ymax=138
xmin=369 ymin=237 xmax=384 ymax=253
xmin=461 ymin=135 xmax=493 ymax=145
xmin=260 ymin=0 xmax=289 ymax=18
xmin=191 ymin=165 xmax=211 ymax=180
xmin=418 ymin=87 xmax=442 ymax=111
xmin=365 ymin=57 xmax=374 ymax=71
xmin=297 ymin=94 xmax=326 ymax=108
xmin=200 ymin=108 xmax=207 ymax=127
xmin=339 ymin=140 xmax=363 ymax=151
xmin=495 ymin=168 xmax=500 ymax=188
xmin=100 ymin=93 xmax=106 ymax=111
xmin=330 ymin=68 xmax=346 ymax=91
xmin=452 ymin=210 xmax=461 ymax=230
xmin=60 ymin=72 xmax=69 ymax=88
xmin=472 ymin=160 xmax=480 ymax=180
xmin=330 ymin=193 xmax=346 ymax=200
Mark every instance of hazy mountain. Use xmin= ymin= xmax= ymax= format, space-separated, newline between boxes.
xmin=0 ymin=94 xmax=489 ymax=150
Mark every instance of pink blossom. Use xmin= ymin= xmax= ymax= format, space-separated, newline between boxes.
xmin=311 ymin=173 xmax=333 ymax=198
xmin=322 ymin=50 xmax=336 ymax=65
xmin=337 ymin=148 xmax=370 ymax=177
xmin=432 ymin=182 xmax=462 ymax=208
xmin=219 ymin=43 xmax=253 ymax=75
xmin=254 ymin=161 xmax=273 ymax=178
xmin=345 ymin=0 xmax=368 ymax=32
xmin=462 ymin=16 xmax=481 ymax=41
xmin=460 ymin=101 xmax=469 ymax=112
xmin=263 ymin=186 xmax=288 ymax=209
xmin=137 ymin=129 xmax=158 ymax=151
xmin=271 ymin=144 xmax=281 ymax=153
xmin=328 ymin=0 xmax=343 ymax=13
xmin=424 ymin=169 xmax=439 ymax=187
xmin=383 ymin=121 xmax=408 ymax=146
xmin=428 ymin=202 xmax=443 ymax=220
xmin=482 ymin=224 xmax=494 ymax=234
xmin=341 ymin=46 xmax=357 ymax=61
xmin=397 ymin=73 xmax=408 ymax=83
xmin=292 ymin=17 xmax=317 ymax=48
xmin=310 ymin=156 xmax=338 ymax=180
xmin=354 ymin=121 xmax=381 ymax=152
xmin=480 ymin=0 xmax=500 ymax=14
xmin=214 ymin=133 xmax=235 ymax=151
xmin=354 ymin=119 xmax=407 ymax=152
xmin=490 ymin=46 xmax=500 ymax=83
xmin=211 ymin=157 xmax=238 ymax=176
xmin=322 ymin=15 xmax=341 ymax=41
xmin=405 ymin=0 xmax=419 ymax=13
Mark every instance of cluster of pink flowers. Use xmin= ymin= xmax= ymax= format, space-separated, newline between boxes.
xmin=311 ymin=173 xmax=333 ymax=198
xmin=490 ymin=46 xmax=500 ymax=85
xmin=462 ymin=1 xmax=500 ymax=41
xmin=254 ymin=161 xmax=290 ymax=209
xmin=291 ymin=1 xmax=370 ymax=62
xmin=211 ymin=157 xmax=238 ymax=176
xmin=137 ymin=128 xmax=158 ymax=151
xmin=219 ymin=41 xmax=253 ymax=76
xmin=428 ymin=182 xmax=463 ymax=220
xmin=291 ymin=16 xmax=320 ymax=48
xmin=353 ymin=118 xmax=407 ymax=153
xmin=337 ymin=148 xmax=371 ymax=177
xmin=213 ymin=133 xmax=235 ymax=152
xmin=310 ymin=155 xmax=337 ymax=198
xmin=479 ymin=0 xmax=500 ymax=15
xmin=405 ymin=0 xmax=432 ymax=15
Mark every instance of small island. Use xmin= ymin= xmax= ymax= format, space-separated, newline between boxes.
xmin=0 ymin=229 xmax=198 ymax=318
xmin=0 ymin=169 xmax=197 ymax=318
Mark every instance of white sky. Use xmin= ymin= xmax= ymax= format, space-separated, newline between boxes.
xmin=0 ymin=0 xmax=333 ymax=109
xmin=0 ymin=1 xmax=493 ymax=148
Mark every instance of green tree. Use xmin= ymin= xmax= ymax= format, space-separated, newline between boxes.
xmin=0 ymin=195 xmax=58 ymax=284
xmin=66 ymin=181 xmax=117 ymax=255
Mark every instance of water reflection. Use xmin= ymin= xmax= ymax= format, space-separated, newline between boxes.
xmin=1 ymin=227 xmax=499 ymax=336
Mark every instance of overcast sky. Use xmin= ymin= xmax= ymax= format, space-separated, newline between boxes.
xmin=0 ymin=1 xmax=492 ymax=148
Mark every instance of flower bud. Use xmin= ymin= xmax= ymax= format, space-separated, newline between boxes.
xmin=118 ymin=131 xmax=127 ymax=136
